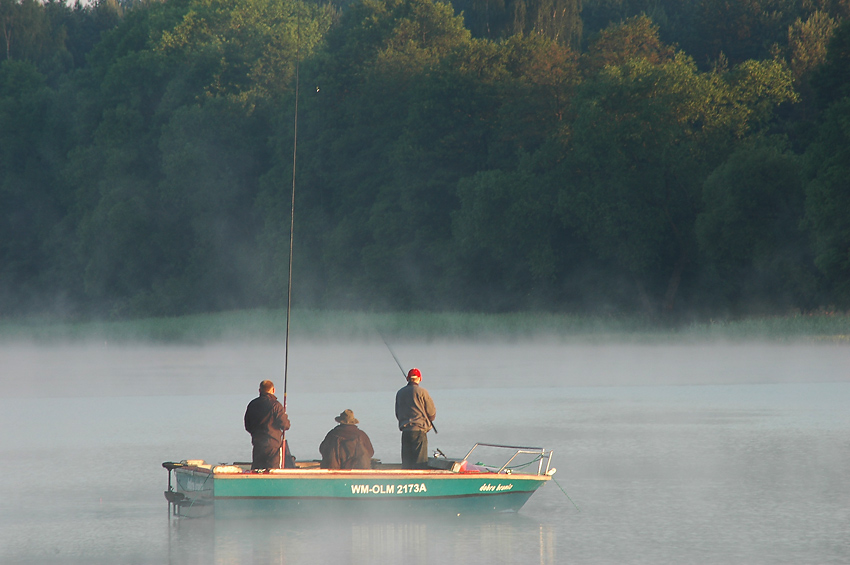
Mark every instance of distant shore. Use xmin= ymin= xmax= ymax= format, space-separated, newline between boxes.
xmin=1 ymin=309 xmax=849 ymax=344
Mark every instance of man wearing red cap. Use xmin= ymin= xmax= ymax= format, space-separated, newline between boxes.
xmin=395 ymin=367 xmax=436 ymax=469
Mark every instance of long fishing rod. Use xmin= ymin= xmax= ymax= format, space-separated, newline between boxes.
xmin=380 ymin=332 xmax=407 ymax=379
xmin=378 ymin=331 xmax=437 ymax=434
xmin=283 ymin=11 xmax=301 ymax=425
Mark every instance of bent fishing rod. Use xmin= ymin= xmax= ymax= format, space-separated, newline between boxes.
xmin=378 ymin=331 xmax=437 ymax=434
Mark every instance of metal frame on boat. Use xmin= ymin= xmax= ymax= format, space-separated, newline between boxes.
xmin=163 ymin=443 xmax=555 ymax=518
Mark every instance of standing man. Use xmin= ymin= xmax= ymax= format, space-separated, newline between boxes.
xmin=244 ymin=380 xmax=293 ymax=469
xmin=395 ymin=368 xmax=436 ymax=469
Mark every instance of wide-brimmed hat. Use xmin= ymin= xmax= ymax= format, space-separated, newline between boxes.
xmin=335 ymin=409 xmax=359 ymax=425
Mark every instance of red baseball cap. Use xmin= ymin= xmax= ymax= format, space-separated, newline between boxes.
xmin=407 ymin=368 xmax=421 ymax=380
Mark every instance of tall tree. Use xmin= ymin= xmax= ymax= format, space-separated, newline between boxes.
xmin=788 ymin=10 xmax=838 ymax=83
xmin=257 ymin=0 xmax=473 ymax=308
xmin=153 ymin=100 xmax=270 ymax=313
xmin=687 ymin=0 xmax=803 ymax=67
xmin=2 ymin=0 xmax=50 ymax=62
xmin=803 ymin=98 xmax=850 ymax=305
xmin=558 ymin=20 xmax=797 ymax=315
xmin=0 ymin=59 xmax=71 ymax=314
xmin=697 ymin=139 xmax=816 ymax=313
xmin=810 ymin=18 xmax=850 ymax=110
xmin=508 ymin=0 xmax=582 ymax=47
xmin=803 ymin=22 xmax=850 ymax=305
xmin=68 ymin=0 xmax=328 ymax=314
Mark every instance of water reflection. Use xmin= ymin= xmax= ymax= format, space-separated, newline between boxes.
xmin=168 ymin=515 xmax=556 ymax=565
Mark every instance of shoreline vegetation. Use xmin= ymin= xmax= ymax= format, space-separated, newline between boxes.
xmin=4 ymin=0 xmax=850 ymax=321
xmin=1 ymin=310 xmax=848 ymax=344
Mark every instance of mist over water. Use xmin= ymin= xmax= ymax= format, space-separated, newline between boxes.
xmin=3 ymin=338 xmax=846 ymax=397
xmin=1 ymin=339 xmax=848 ymax=564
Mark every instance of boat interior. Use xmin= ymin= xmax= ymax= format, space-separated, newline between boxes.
xmin=165 ymin=443 xmax=555 ymax=476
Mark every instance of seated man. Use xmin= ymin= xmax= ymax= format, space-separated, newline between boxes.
xmin=319 ymin=409 xmax=374 ymax=469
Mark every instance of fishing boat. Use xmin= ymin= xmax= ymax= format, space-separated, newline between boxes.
xmin=163 ymin=443 xmax=555 ymax=518
xmin=161 ymin=43 xmax=556 ymax=519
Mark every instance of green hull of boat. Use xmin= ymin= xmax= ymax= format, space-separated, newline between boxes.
xmin=170 ymin=467 xmax=550 ymax=517
xmin=164 ymin=444 xmax=555 ymax=518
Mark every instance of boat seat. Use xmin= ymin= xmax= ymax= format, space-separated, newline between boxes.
xmin=212 ymin=465 xmax=244 ymax=474
xmin=182 ymin=459 xmax=212 ymax=469
xmin=457 ymin=460 xmax=488 ymax=473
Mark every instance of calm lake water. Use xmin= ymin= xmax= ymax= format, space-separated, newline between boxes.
xmin=1 ymin=339 xmax=849 ymax=564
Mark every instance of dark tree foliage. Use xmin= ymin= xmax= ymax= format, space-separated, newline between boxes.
xmin=810 ymin=18 xmax=850 ymax=109
xmin=256 ymin=0 xmax=475 ymax=310
xmin=0 ymin=0 xmax=847 ymax=320
xmin=697 ymin=139 xmax=819 ymax=314
xmin=558 ymin=18 xmax=797 ymax=316
xmin=64 ymin=0 xmax=123 ymax=70
xmin=803 ymin=24 xmax=850 ymax=306
xmin=0 ymin=60 xmax=72 ymax=314
xmin=451 ymin=0 xmax=582 ymax=47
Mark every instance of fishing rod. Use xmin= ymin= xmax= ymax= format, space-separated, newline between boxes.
xmin=378 ymin=331 xmax=437 ymax=434
xmin=282 ymin=10 xmax=301 ymax=459
xmin=380 ymin=332 xmax=407 ymax=380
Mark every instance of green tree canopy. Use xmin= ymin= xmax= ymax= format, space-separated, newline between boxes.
xmin=558 ymin=20 xmax=797 ymax=315
xmin=803 ymin=98 xmax=850 ymax=306
xmin=697 ymin=139 xmax=816 ymax=313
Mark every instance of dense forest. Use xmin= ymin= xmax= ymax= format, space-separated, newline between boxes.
xmin=1 ymin=0 xmax=849 ymax=320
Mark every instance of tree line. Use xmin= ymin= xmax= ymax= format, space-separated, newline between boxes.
xmin=1 ymin=0 xmax=849 ymax=320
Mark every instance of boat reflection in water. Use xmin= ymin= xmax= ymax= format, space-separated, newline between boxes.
xmin=168 ymin=512 xmax=557 ymax=564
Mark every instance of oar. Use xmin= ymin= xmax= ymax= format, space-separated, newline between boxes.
xmin=379 ymin=331 xmax=437 ymax=434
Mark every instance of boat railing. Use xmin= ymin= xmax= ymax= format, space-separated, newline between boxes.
xmin=460 ymin=443 xmax=554 ymax=476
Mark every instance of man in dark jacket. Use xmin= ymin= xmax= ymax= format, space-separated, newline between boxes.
xmin=395 ymin=368 xmax=436 ymax=469
xmin=244 ymin=380 xmax=293 ymax=469
xmin=319 ymin=409 xmax=375 ymax=469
